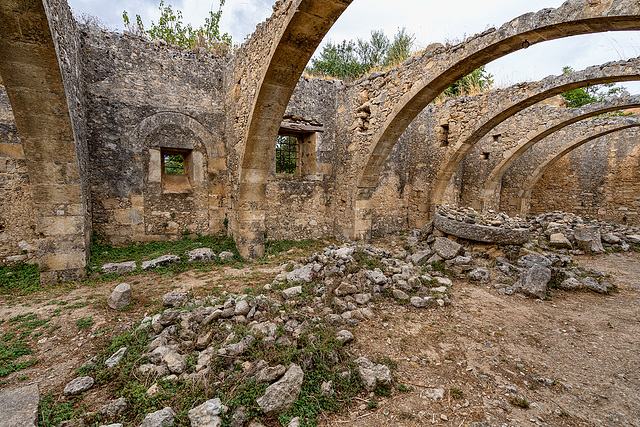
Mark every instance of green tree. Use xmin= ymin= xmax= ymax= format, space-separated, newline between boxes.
xmin=123 ymin=1 xmax=232 ymax=52
xmin=443 ymin=66 xmax=494 ymax=97
xmin=561 ymin=66 xmax=624 ymax=107
xmin=306 ymin=28 xmax=415 ymax=81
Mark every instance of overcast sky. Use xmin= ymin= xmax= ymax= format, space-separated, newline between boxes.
xmin=67 ymin=0 xmax=640 ymax=93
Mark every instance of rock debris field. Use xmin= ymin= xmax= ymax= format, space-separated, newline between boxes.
xmin=1 ymin=209 xmax=639 ymax=427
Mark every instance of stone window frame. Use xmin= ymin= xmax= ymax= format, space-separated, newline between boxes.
xmin=274 ymin=121 xmax=323 ymax=179
xmin=161 ymin=147 xmax=193 ymax=194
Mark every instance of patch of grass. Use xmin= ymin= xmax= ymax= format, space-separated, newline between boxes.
xmin=0 ymin=263 xmax=41 ymax=296
xmin=509 ymin=397 xmax=530 ymax=408
xmin=76 ymin=317 xmax=94 ymax=330
xmin=88 ymin=235 xmax=242 ymax=275
xmin=450 ymin=387 xmax=464 ymax=399
xmin=0 ymin=313 xmax=46 ymax=377
xmin=373 ymin=356 xmax=398 ymax=371
xmin=38 ymin=392 xmax=82 ymax=426
xmin=397 ymin=383 xmax=413 ymax=392
xmin=353 ymin=249 xmax=384 ymax=271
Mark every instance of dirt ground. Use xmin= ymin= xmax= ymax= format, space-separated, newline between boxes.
xmin=1 ymin=246 xmax=639 ymax=427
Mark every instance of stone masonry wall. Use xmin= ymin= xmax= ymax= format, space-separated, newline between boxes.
xmin=81 ymin=27 xmax=228 ymax=245
xmin=530 ymin=129 xmax=640 ymax=225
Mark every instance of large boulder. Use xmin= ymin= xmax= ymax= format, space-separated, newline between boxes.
xmin=514 ymin=264 xmax=551 ymax=299
xmin=256 ymin=365 xmax=304 ymax=415
xmin=188 ymin=248 xmax=216 ymax=263
xmin=107 ymin=283 xmax=132 ymax=310
xmin=286 ymin=265 xmax=314 ymax=284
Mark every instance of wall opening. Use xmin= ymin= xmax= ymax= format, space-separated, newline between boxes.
xmin=439 ymin=123 xmax=450 ymax=147
xmin=276 ymin=134 xmax=298 ymax=174
xmin=481 ymin=152 xmax=490 ymax=160
xmin=492 ymin=134 xmax=502 ymax=143
xmin=161 ymin=148 xmax=192 ymax=193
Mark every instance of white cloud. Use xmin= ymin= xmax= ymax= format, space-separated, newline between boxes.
xmin=67 ymin=0 xmax=640 ymax=92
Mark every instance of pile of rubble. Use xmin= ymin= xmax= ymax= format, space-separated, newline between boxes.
xmin=438 ymin=205 xmax=529 ymax=229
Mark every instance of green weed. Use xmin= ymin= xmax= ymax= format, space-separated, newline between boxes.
xmin=0 ymin=263 xmax=40 ymax=296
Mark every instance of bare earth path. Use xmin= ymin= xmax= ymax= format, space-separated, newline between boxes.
xmin=0 ymin=249 xmax=638 ymax=426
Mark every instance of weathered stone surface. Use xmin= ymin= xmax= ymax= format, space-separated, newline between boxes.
xmin=188 ymin=248 xmax=216 ymax=263
xmin=139 ymin=407 xmax=176 ymax=427
xmin=102 ymin=261 xmax=136 ymax=275
xmin=141 ymin=255 xmax=181 ymax=270
xmin=336 ymin=329 xmax=354 ymax=343
xmin=163 ymin=291 xmax=188 ymax=307
xmin=364 ymin=269 xmax=387 ymax=285
xmin=234 ymin=299 xmax=251 ymax=316
xmin=468 ymin=268 xmax=490 ymax=282
xmin=282 ymin=286 xmax=303 ymax=299
xmin=573 ymin=226 xmax=604 ymax=254
xmin=549 ymin=233 xmax=572 ymax=249
xmin=408 ymin=249 xmax=433 ymax=266
xmin=101 ymin=397 xmax=127 ymax=417
xmin=107 ymin=283 xmax=132 ymax=310
xmin=392 ymin=289 xmax=410 ymax=300
xmin=256 ymin=364 xmax=304 ymax=415
xmin=356 ymin=357 xmax=392 ymax=391
xmin=432 ymin=237 xmax=463 ymax=260
xmin=255 ymin=365 xmax=286 ymax=383
xmin=559 ymin=277 xmax=583 ymax=290
xmin=105 ymin=347 xmax=128 ymax=368
xmin=188 ymin=398 xmax=227 ymax=427
xmin=410 ymin=296 xmax=428 ymax=308
xmin=64 ymin=376 xmax=94 ymax=395
xmin=434 ymin=213 xmax=529 ymax=245
xmin=514 ymin=264 xmax=551 ymax=299
xmin=0 ymin=384 xmax=39 ymax=427
xmin=286 ymin=265 xmax=313 ymax=284
xmin=218 ymin=251 xmax=235 ymax=261
xmin=627 ymin=234 xmax=640 ymax=244
xmin=517 ymin=254 xmax=552 ymax=269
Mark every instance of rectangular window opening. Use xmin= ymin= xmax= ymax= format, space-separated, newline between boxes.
xmin=439 ymin=124 xmax=450 ymax=147
xmin=276 ymin=134 xmax=298 ymax=174
xmin=161 ymin=148 xmax=192 ymax=193
xmin=492 ymin=134 xmax=502 ymax=143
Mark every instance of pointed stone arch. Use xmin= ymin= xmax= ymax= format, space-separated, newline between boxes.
xmin=481 ymin=95 xmax=640 ymax=211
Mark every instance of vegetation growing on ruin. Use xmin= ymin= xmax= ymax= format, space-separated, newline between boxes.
xmin=561 ymin=66 xmax=626 ymax=108
xmin=0 ymin=263 xmax=41 ymax=296
xmin=122 ymin=1 xmax=232 ymax=53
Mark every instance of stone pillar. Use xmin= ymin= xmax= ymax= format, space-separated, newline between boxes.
xmin=0 ymin=0 xmax=88 ymax=283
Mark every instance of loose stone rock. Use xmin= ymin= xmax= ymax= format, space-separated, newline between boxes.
xmin=101 ymin=397 xmax=127 ymax=417
xmin=514 ymin=264 xmax=551 ymax=299
xmin=141 ymin=255 xmax=181 ymax=270
xmin=102 ymin=261 xmax=136 ymax=275
xmin=255 ymin=365 xmax=286 ymax=383
xmin=107 ymin=282 xmax=132 ymax=310
xmin=356 ymin=357 xmax=392 ymax=392
xmin=256 ymin=364 xmax=304 ymax=415
xmin=392 ymin=289 xmax=410 ymax=300
xmin=64 ymin=377 xmax=94 ymax=395
xmin=139 ymin=407 xmax=176 ymax=427
xmin=188 ymin=398 xmax=227 ymax=427
xmin=549 ymin=233 xmax=572 ymax=249
xmin=188 ymin=248 xmax=216 ymax=263
xmin=432 ymin=237 xmax=463 ymax=260
xmin=105 ymin=347 xmax=128 ymax=368
xmin=410 ymin=296 xmax=427 ymax=308
xmin=218 ymin=251 xmax=235 ymax=261
xmin=163 ymin=291 xmax=188 ymax=308
xmin=336 ymin=329 xmax=354 ymax=343
xmin=282 ymin=286 xmax=302 ymax=299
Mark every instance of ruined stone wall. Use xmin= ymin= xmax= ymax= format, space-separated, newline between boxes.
xmin=81 ymin=27 xmax=228 ymax=245
xmin=530 ymin=129 xmax=640 ymax=225
xmin=0 ymin=86 xmax=39 ymax=263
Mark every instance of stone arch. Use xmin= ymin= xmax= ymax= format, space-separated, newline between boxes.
xmin=359 ymin=0 xmax=640 ymax=191
xmin=235 ymin=0 xmax=352 ymax=258
xmin=351 ymin=0 xmax=640 ymax=239
xmin=0 ymin=0 xmax=87 ymax=282
xmin=519 ymin=120 xmax=640 ymax=216
xmin=481 ymin=95 xmax=640 ymax=211
xmin=425 ymin=59 xmax=640 ymax=218
xmin=129 ymin=112 xmax=226 ymax=237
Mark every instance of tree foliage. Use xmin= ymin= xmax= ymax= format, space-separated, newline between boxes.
xmin=443 ymin=66 xmax=494 ymax=97
xmin=123 ymin=1 xmax=232 ymax=53
xmin=561 ymin=66 xmax=624 ymax=107
xmin=305 ymin=28 xmax=415 ymax=81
